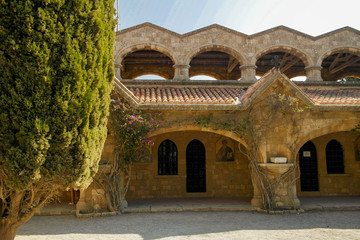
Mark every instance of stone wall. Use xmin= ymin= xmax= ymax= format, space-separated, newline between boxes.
xmin=298 ymin=131 xmax=360 ymax=196
xmin=126 ymin=131 xmax=253 ymax=199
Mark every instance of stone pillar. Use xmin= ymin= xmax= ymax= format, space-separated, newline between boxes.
xmin=173 ymin=64 xmax=190 ymax=80
xmin=114 ymin=62 xmax=122 ymax=79
xmin=251 ymin=163 xmax=300 ymax=209
xmin=76 ymin=189 xmax=89 ymax=212
xmin=305 ymin=65 xmax=323 ymax=81
xmin=239 ymin=64 xmax=257 ymax=81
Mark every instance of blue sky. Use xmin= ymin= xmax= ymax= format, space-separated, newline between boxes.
xmin=118 ymin=0 xmax=360 ymax=36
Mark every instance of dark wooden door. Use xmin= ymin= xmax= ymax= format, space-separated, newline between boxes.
xmin=299 ymin=141 xmax=319 ymax=191
xmin=186 ymin=139 xmax=206 ymax=192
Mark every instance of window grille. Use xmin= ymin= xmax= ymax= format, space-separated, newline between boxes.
xmin=158 ymin=140 xmax=178 ymax=175
xmin=326 ymin=139 xmax=344 ymax=174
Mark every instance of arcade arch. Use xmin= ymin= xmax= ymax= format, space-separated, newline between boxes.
xmin=119 ymin=48 xmax=176 ymax=80
xmin=320 ymin=48 xmax=360 ymax=81
xmin=255 ymin=48 xmax=308 ymax=79
xmin=189 ymin=51 xmax=242 ymax=80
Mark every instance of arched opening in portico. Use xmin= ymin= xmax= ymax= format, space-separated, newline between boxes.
xmin=121 ymin=49 xmax=175 ymax=79
xmin=189 ymin=51 xmax=242 ymax=80
xmin=321 ymin=50 xmax=360 ymax=81
xmin=256 ymin=51 xmax=306 ymax=79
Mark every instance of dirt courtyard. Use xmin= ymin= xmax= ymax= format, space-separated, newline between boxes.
xmin=16 ymin=211 xmax=360 ymax=240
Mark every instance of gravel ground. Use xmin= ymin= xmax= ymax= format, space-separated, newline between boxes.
xmin=16 ymin=211 xmax=360 ymax=240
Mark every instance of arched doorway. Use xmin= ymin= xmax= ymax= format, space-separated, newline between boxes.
xmin=186 ymin=139 xmax=206 ymax=193
xmin=299 ymin=141 xmax=319 ymax=191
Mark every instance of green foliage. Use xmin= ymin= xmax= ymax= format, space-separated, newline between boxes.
xmin=194 ymin=92 xmax=306 ymax=210
xmin=0 ymin=0 xmax=115 ymax=191
xmin=194 ymin=94 xmax=304 ymax=142
xmin=352 ymin=122 xmax=360 ymax=131
xmin=340 ymin=77 xmax=360 ymax=82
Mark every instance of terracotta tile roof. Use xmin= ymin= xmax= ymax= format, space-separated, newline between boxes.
xmin=301 ymin=87 xmax=360 ymax=105
xmin=127 ymin=86 xmax=246 ymax=104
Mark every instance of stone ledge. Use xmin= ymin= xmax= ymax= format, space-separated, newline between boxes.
xmin=257 ymin=208 xmax=305 ymax=214
xmin=75 ymin=210 xmax=118 ymax=218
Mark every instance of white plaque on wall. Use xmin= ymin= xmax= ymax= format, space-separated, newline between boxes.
xmin=303 ymin=151 xmax=311 ymax=157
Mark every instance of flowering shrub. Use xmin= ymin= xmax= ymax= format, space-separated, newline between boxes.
xmin=109 ymin=101 xmax=161 ymax=165
xmin=96 ymin=100 xmax=161 ymax=212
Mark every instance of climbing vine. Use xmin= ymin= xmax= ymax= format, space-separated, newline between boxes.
xmin=195 ymin=89 xmax=306 ymax=210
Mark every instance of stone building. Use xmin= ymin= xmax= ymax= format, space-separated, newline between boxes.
xmin=76 ymin=23 xmax=360 ymax=211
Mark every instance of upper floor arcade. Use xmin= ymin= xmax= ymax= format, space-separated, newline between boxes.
xmin=114 ymin=23 xmax=360 ymax=82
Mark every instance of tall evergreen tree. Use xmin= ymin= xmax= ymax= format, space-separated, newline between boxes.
xmin=0 ymin=1 xmax=115 ymax=239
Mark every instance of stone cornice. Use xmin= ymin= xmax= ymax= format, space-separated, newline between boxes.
xmin=116 ymin=22 xmax=360 ymax=41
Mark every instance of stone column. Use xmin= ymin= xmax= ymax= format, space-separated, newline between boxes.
xmin=305 ymin=66 xmax=323 ymax=81
xmin=251 ymin=163 xmax=300 ymax=209
xmin=114 ymin=62 xmax=122 ymax=79
xmin=239 ymin=64 xmax=257 ymax=81
xmin=173 ymin=64 xmax=190 ymax=80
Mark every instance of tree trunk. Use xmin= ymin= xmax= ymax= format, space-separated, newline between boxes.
xmin=119 ymin=170 xmax=128 ymax=211
xmin=0 ymin=224 xmax=18 ymax=240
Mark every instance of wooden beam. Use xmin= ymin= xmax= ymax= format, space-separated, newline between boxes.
xmin=279 ymin=53 xmax=291 ymax=68
xmin=329 ymin=53 xmax=352 ymax=71
xmin=226 ymin=56 xmax=238 ymax=73
xmin=329 ymin=56 xmax=360 ymax=74
xmin=328 ymin=53 xmax=342 ymax=71
xmin=281 ymin=57 xmax=300 ymax=72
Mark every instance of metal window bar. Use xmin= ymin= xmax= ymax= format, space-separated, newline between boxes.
xmin=326 ymin=139 xmax=345 ymax=174
xmin=158 ymin=140 xmax=178 ymax=175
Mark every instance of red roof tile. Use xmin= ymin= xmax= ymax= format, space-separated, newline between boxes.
xmin=127 ymin=86 xmax=245 ymax=104
xmin=301 ymin=87 xmax=360 ymax=105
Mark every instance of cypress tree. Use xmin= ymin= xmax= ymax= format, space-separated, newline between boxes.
xmin=0 ymin=1 xmax=115 ymax=239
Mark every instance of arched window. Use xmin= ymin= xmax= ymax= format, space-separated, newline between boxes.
xmin=158 ymin=140 xmax=178 ymax=175
xmin=326 ymin=139 xmax=345 ymax=174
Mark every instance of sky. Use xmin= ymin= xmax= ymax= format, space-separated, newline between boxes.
xmin=118 ymin=0 xmax=360 ymax=36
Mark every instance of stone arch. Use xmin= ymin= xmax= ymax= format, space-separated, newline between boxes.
xmin=317 ymin=46 xmax=360 ymax=66
xmin=296 ymin=121 xmax=359 ymax=154
xmin=184 ymin=44 xmax=246 ymax=65
xmin=318 ymin=47 xmax=360 ymax=81
xmin=252 ymin=45 xmax=311 ymax=66
xmin=150 ymin=125 xmax=248 ymax=149
xmin=115 ymin=43 xmax=179 ymax=64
